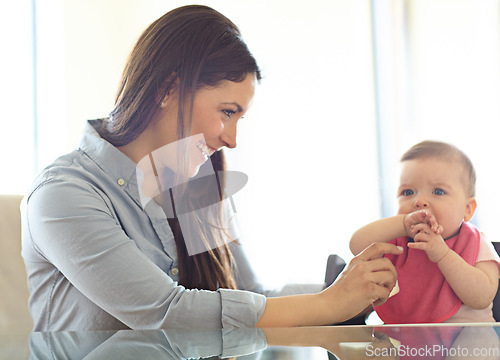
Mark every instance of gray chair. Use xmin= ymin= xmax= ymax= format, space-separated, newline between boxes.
xmin=491 ymin=242 xmax=500 ymax=322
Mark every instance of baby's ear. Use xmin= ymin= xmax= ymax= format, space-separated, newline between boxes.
xmin=464 ymin=198 xmax=477 ymax=222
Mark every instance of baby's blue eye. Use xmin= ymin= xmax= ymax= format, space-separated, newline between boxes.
xmin=433 ymin=188 xmax=445 ymax=195
xmin=402 ymin=189 xmax=414 ymax=196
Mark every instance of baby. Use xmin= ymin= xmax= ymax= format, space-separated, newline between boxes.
xmin=350 ymin=140 xmax=499 ymax=323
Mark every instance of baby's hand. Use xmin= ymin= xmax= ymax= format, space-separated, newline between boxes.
xmin=408 ymin=223 xmax=449 ymax=263
xmin=403 ymin=210 xmax=443 ymax=237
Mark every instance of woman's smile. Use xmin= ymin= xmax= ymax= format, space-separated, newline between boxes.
xmin=196 ymin=140 xmax=217 ymax=160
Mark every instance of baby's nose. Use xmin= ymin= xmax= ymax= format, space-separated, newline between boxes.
xmin=414 ymin=196 xmax=429 ymax=208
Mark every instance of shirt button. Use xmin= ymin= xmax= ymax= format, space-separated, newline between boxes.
xmin=117 ymin=179 xmax=125 ymax=186
xmin=171 ymin=267 xmax=179 ymax=275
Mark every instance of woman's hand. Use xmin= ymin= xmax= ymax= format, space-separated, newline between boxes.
xmin=256 ymin=243 xmax=402 ymax=328
xmin=322 ymin=242 xmax=403 ymax=323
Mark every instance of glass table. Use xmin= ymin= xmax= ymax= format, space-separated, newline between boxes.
xmin=1 ymin=323 xmax=499 ymax=359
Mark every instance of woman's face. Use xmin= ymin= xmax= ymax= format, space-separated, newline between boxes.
xmin=150 ymin=73 xmax=256 ymax=178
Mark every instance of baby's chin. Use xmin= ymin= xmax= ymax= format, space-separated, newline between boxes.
xmin=441 ymin=225 xmax=463 ymax=240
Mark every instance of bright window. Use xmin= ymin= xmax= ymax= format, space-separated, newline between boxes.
xmin=4 ymin=0 xmax=499 ymax=289
xmin=0 ymin=0 xmax=36 ymax=195
xmin=374 ymin=0 xmax=500 ymax=247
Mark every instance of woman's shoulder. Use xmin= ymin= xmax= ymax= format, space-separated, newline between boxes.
xmin=25 ymin=148 xmax=118 ymax=211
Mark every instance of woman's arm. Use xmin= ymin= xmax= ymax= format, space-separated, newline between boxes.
xmin=256 ymin=243 xmax=403 ymax=327
xmin=25 ymin=179 xmax=401 ymax=330
xmin=25 ymin=180 xmax=265 ymax=330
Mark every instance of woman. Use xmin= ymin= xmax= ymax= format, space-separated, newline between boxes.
xmin=21 ymin=5 xmax=401 ymax=331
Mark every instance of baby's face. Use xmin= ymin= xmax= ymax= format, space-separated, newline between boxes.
xmin=397 ymin=157 xmax=476 ymax=239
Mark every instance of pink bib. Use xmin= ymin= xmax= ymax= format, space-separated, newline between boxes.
xmin=375 ymin=222 xmax=480 ymax=324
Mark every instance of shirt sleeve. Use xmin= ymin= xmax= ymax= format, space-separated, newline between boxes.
xmin=477 ymin=232 xmax=500 ymax=274
xmin=25 ymin=178 xmax=266 ymax=329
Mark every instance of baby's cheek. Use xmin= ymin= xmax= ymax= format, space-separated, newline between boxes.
xmin=396 ymin=205 xmax=410 ymax=215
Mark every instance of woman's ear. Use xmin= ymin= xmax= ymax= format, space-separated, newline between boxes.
xmin=157 ymin=73 xmax=179 ymax=108
xmin=464 ymin=198 xmax=477 ymax=222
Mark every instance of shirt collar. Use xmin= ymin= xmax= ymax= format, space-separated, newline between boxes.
xmin=79 ymin=119 xmax=141 ymax=203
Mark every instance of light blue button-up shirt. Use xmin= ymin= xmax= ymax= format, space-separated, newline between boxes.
xmin=21 ymin=120 xmax=320 ymax=331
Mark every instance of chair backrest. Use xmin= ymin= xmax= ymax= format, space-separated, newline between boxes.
xmin=0 ymin=195 xmax=33 ymax=332
xmin=491 ymin=242 xmax=500 ymax=322
xmin=324 ymin=254 xmax=346 ymax=288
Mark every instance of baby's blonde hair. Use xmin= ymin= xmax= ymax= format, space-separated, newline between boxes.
xmin=401 ymin=140 xmax=476 ymax=197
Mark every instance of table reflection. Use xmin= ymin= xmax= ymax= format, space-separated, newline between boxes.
xmin=29 ymin=328 xmax=266 ymax=360
xmin=373 ymin=325 xmax=500 ymax=360
xmin=1 ymin=324 xmax=499 ymax=359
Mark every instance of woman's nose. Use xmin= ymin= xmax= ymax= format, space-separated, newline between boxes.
xmin=220 ymin=123 xmax=237 ymax=149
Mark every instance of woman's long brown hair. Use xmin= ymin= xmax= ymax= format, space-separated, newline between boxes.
xmin=168 ymin=151 xmax=237 ymax=290
xmin=98 ymin=5 xmax=260 ymax=291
